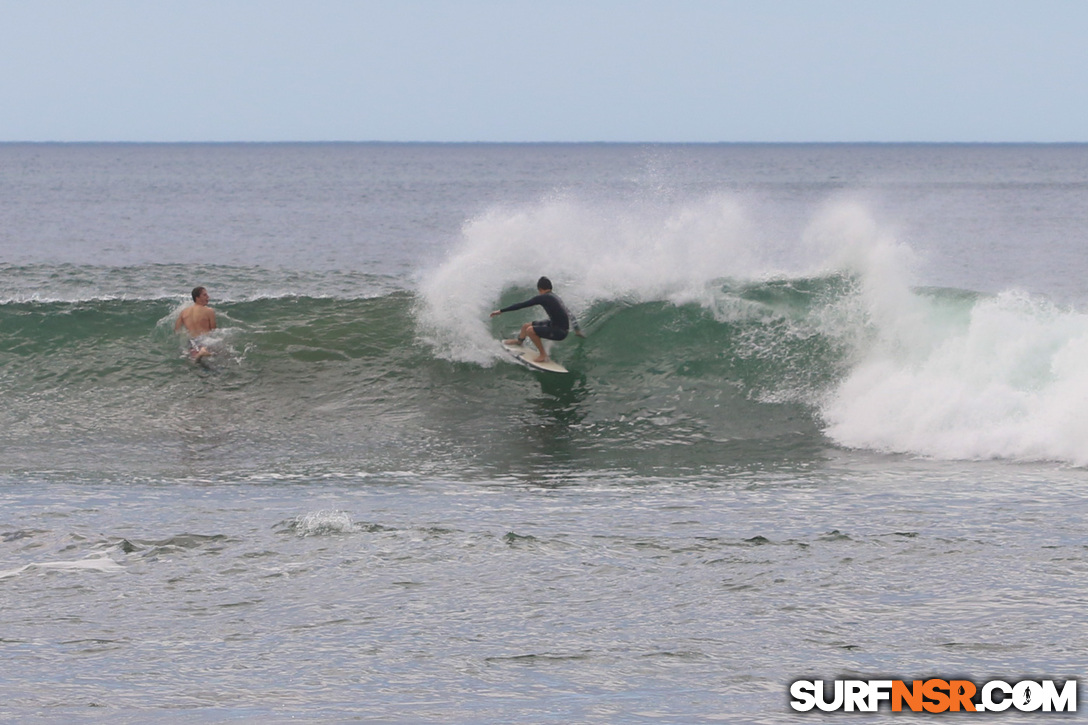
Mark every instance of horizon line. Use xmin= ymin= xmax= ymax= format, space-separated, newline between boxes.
xmin=2 ymin=139 xmax=1086 ymax=146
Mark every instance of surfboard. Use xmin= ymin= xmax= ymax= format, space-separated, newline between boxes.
xmin=501 ymin=340 xmax=568 ymax=374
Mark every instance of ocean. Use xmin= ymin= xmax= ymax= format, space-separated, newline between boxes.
xmin=1 ymin=143 xmax=1086 ymax=722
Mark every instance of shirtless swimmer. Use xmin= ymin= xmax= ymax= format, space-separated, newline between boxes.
xmin=175 ymin=286 xmax=217 ymax=359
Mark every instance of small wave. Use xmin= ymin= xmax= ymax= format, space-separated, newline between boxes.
xmin=0 ymin=553 xmax=124 ymax=579
xmin=0 ymin=262 xmax=403 ymax=304
xmin=284 ymin=510 xmax=360 ymax=537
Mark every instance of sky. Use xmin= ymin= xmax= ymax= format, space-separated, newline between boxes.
xmin=1 ymin=0 xmax=1086 ymax=143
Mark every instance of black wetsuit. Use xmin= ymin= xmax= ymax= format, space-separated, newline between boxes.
xmin=500 ymin=292 xmax=581 ymax=341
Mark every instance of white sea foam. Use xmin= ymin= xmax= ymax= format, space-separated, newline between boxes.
xmin=291 ymin=510 xmax=358 ymax=536
xmin=789 ymin=201 xmax=1088 ymax=465
xmin=416 ymin=193 xmax=777 ymax=364
xmin=822 ymin=289 xmax=1088 ymax=464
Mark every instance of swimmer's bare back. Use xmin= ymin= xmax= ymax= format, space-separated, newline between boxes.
xmin=176 ymin=305 xmax=216 ymax=337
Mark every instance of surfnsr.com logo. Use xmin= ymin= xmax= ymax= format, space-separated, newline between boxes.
xmin=790 ymin=679 xmax=1078 ymax=713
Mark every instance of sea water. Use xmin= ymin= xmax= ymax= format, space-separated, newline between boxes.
xmin=1 ymin=143 xmax=1086 ymax=722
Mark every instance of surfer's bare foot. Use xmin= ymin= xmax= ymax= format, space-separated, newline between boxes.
xmin=532 ymin=354 xmax=549 ymax=363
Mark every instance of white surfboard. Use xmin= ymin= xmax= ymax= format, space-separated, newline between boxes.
xmin=501 ymin=340 xmax=569 ymax=374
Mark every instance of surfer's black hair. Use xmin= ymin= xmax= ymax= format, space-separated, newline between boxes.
xmin=537 ymin=276 xmax=552 ymax=291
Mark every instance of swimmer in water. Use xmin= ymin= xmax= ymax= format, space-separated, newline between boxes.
xmin=174 ymin=286 xmax=217 ymax=359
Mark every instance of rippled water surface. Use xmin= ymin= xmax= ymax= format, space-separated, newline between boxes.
xmin=2 ymin=144 xmax=1087 ymax=721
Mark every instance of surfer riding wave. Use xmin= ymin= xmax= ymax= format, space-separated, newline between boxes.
xmin=490 ymin=276 xmax=584 ymax=363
